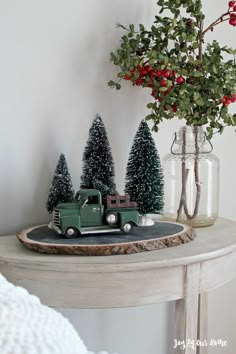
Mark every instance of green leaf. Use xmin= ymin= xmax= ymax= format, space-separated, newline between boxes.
xmin=145 ymin=113 xmax=156 ymax=121
xmin=192 ymin=42 xmax=200 ymax=49
xmin=151 ymin=51 xmax=158 ymax=59
xmin=147 ymin=103 xmax=155 ymax=109
xmin=129 ymin=24 xmax=135 ymax=32
xmin=194 ymin=92 xmax=201 ymax=100
xmin=225 ymin=48 xmax=234 ymax=55
xmin=117 ymin=72 xmax=124 ymax=78
xmin=206 ymin=127 xmax=213 ymax=140
xmin=139 ymin=24 xmax=145 ymax=31
xmin=151 ymin=124 xmax=159 ymax=132
xmin=212 ymin=64 xmax=217 ymax=74
xmin=195 ymin=97 xmax=205 ymax=106
xmin=192 ymin=71 xmax=202 ymax=78
xmin=108 ymin=80 xmax=116 ymax=87
xmin=159 ymin=87 xmax=168 ymax=92
xmin=149 ymin=59 xmax=156 ymax=65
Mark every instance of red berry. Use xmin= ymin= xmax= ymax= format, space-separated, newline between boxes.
xmin=231 ymin=94 xmax=236 ymax=102
xmin=176 ymin=76 xmax=184 ymax=84
xmin=124 ymin=75 xmax=131 ymax=80
xmin=221 ymin=95 xmax=228 ymax=104
xmin=136 ymin=79 xmax=143 ymax=86
xmin=140 ymin=69 xmax=148 ymax=76
xmin=222 ymin=95 xmax=228 ymax=101
xmin=163 ymin=70 xmax=171 ymax=78
xmin=171 ymin=71 xmax=176 ymax=78
xmin=148 ymin=80 xmax=154 ymax=88
xmin=229 ymin=18 xmax=236 ymax=26
xmin=160 ymin=79 xmax=167 ymax=87
xmin=233 ymin=5 xmax=236 ymax=11
xmin=172 ymin=105 xmax=177 ymax=112
xmin=151 ymin=70 xmax=164 ymax=78
xmin=146 ymin=66 xmax=153 ymax=73
xmin=230 ymin=13 xmax=236 ymax=19
xmin=223 ymin=96 xmax=232 ymax=106
xmin=157 ymin=97 xmax=163 ymax=102
xmin=229 ymin=1 xmax=235 ymax=7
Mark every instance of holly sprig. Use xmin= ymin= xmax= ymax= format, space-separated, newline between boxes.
xmin=108 ymin=0 xmax=236 ymax=137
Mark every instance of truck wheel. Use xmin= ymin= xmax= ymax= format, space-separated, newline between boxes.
xmin=106 ymin=212 xmax=118 ymax=225
xmin=122 ymin=222 xmax=133 ymax=233
xmin=65 ymin=227 xmax=79 ymax=239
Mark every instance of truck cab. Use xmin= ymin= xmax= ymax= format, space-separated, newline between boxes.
xmin=76 ymin=189 xmax=104 ymax=227
xmin=52 ymin=189 xmax=139 ymax=238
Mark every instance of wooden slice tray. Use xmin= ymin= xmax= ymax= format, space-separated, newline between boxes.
xmin=17 ymin=222 xmax=197 ymax=256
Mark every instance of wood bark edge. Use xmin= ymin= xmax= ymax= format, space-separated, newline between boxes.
xmin=17 ymin=224 xmax=197 ymax=256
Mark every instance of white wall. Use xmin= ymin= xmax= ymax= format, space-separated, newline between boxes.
xmin=0 ymin=1 xmax=236 ymax=353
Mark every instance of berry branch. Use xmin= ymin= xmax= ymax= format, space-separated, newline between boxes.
xmin=201 ymin=6 xmax=236 ymax=40
xmin=108 ymin=0 xmax=236 ymax=223
xmin=198 ymin=6 xmax=236 ymax=67
xmin=201 ymin=12 xmax=231 ymax=38
xmin=108 ymin=0 xmax=236 ymax=136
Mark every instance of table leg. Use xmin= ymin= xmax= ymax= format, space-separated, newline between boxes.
xmin=197 ymin=293 xmax=208 ymax=354
xmin=175 ymin=264 xmax=200 ymax=354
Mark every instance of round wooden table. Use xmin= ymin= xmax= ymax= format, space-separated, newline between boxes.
xmin=1 ymin=217 xmax=236 ymax=354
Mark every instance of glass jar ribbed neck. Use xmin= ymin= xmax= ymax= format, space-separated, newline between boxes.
xmin=175 ymin=126 xmax=205 ymax=146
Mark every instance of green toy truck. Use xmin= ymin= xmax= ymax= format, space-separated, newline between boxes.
xmin=52 ymin=189 xmax=139 ymax=238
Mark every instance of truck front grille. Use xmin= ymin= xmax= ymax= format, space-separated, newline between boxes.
xmin=53 ymin=210 xmax=60 ymax=227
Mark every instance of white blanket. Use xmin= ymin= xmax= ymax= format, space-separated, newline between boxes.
xmin=0 ymin=274 xmax=118 ymax=354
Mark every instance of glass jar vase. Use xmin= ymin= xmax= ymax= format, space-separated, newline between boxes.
xmin=163 ymin=126 xmax=219 ymax=227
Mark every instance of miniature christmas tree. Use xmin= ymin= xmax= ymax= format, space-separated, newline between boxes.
xmin=46 ymin=154 xmax=74 ymax=213
xmin=92 ymin=179 xmax=116 ymax=198
xmin=80 ymin=114 xmax=116 ymax=194
xmin=125 ymin=120 xmax=164 ymax=215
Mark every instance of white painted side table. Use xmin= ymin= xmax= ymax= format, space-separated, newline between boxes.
xmin=1 ymin=218 xmax=236 ymax=354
